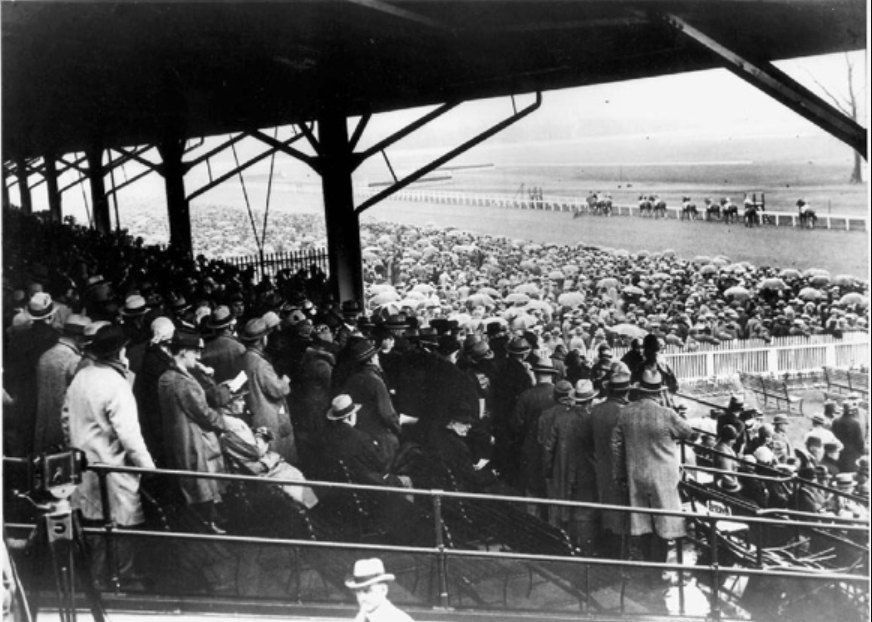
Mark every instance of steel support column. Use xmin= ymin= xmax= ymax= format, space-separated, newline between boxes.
xmin=44 ymin=155 xmax=62 ymax=222
xmin=158 ymin=137 xmax=192 ymax=257
xmin=319 ymin=113 xmax=363 ymax=305
xmin=15 ymin=157 xmax=32 ymax=214
xmin=86 ymin=147 xmax=111 ymax=233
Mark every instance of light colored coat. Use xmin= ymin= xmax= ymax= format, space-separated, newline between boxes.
xmin=242 ymin=347 xmax=295 ymax=462
xmin=62 ymin=361 xmax=154 ymax=525
xmin=34 ymin=338 xmax=81 ymax=452
xmin=611 ymin=397 xmax=692 ymax=538
xmin=158 ymin=362 xmax=227 ymax=504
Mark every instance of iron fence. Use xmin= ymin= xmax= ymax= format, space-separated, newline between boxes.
xmin=219 ymin=248 xmax=329 ymax=282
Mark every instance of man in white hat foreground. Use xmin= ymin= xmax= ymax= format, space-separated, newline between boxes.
xmin=345 ymin=557 xmax=414 ymax=621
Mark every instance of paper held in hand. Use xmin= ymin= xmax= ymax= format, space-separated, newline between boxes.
xmin=227 ymin=371 xmax=247 ymax=393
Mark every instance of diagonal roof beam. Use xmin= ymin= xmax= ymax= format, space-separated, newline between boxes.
xmin=663 ymin=13 xmax=867 ymax=159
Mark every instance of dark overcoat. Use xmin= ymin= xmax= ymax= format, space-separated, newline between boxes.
xmin=158 ymin=362 xmax=227 ymax=505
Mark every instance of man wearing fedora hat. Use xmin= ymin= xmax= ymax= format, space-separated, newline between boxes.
xmin=239 ymin=317 xmax=296 ymax=464
xmin=158 ymin=329 xmax=229 ymax=534
xmin=62 ymin=324 xmax=155 ymax=584
xmin=4 ymin=291 xmax=60 ymax=454
xmin=119 ymin=294 xmax=151 ymax=375
xmin=33 ymin=313 xmax=91 ymax=453
xmin=341 ymin=338 xmax=401 ymax=467
xmin=515 ymin=356 xmax=561 ymax=498
xmin=832 ymin=402 xmax=865 ymax=473
xmin=590 ymin=366 xmax=632 ymax=552
xmin=612 ymin=368 xmax=692 ymax=567
xmin=345 ymin=558 xmax=413 ymax=621
xmin=543 ymin=379 xmax=599 ymax=549
xmin=491 ymin=337 xmax=535 ymax=486
xmin=201 ymin=305 xmax=245 ymax=384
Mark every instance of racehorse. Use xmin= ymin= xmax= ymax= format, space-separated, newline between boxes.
xmin=652 ymin=196 xmax=667 ymax=219
xmin=680 ymin=196 xmax=698 ymax=221
xmin=638 ymin=194 xmax=653 ymax=217
xmin=720 ymin=198 xmax=739 ymax=224
xmin=797 ymin=199 xmax=817 ymax=229
xmin=704 ymin=198 xmax=721 ymax=221
xmin=595 ymin=194 xmax=613 ymax=216
xmin=743 ymin=201 xmax=760 ymax=227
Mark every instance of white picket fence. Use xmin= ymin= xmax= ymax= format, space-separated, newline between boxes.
xmin=376 ymin=188 xmax=869 ymax=232
xmin=617 ymin=336 xmax=870 ymax=381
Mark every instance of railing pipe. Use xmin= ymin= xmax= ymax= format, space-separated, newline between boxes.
xmin=431 ymin=491 xmax=450 ymax=607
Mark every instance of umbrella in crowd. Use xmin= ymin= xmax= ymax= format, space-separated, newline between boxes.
xmin=724 ymin=286 xmax=751 ymax=301
xmin=607 ymin=323 xmax=648 ymax=339
xmin=623 ymin=285 xmax=645 ymax=296
xmin=839 ymin=293 xmax=867 ymax=307
xmin=779 ymin=268 xmax=802 ymax=280
xmin=759 ymin=277 xmax=788 ymax=291
xmin=505 ymin=292 xmax=531 ymax=305
xmin=557 ymin=291 xmax=585 ymax=308
xmin=597 ymin=277 xmax=619 ymax=290
xmin=809 ymin=274 xmax=831 ymax=287
xmin=798 ymin=287 xmax=823 ymax=301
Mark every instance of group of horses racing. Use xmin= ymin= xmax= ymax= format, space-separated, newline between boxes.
xmin=571 ymin=191 xmax=818 ymax=228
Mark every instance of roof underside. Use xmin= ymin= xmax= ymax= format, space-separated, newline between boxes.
xmin=2 ymin=0 xmax=866 ymax=160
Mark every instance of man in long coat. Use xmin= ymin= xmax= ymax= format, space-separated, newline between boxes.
xmin=201 ymin=305 xmax=245 ymax=383
xmin=62 ymin=325 xmax=155 ymax=582
xmin=240 ymin=317 xmax=296 ymax=464
xmin=491 ymin=337 xmax=534 ymax=486
xmin=341 ymin=339 xmax=400 ymax=467
xmin=589 ymin=367 xmax=631 ymax=555
xmin=543 ymin=379 xmax=598 ymax=550
xmin=133 ymin=317 xmax=176 ymax=466
xmin=34 ymin=314 xmax=90 ymax=452
xmin=611 ymin=369 xmax=692 ymax=565
xmin=515 ymin=358 xmax=560 ymax=501
xmin=832 ymin=402 xmax=866 ymax=473
xmin=158 ymin=330 xmax=229 ymax=533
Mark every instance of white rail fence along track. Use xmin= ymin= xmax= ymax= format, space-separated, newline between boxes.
xmin=374 ymin=188 xmax=869 ymax=232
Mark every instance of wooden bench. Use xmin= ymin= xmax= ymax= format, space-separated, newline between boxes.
xmin=823 ymin=366 xmax=869 ymax=398
xmin=739 ymin=372 xmax=804 ymax=416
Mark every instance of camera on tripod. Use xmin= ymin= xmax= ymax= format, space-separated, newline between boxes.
xmin=27 ymin=449 xmax=86 ymax=501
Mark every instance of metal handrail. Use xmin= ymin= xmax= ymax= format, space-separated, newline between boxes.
xmin=4 ymin=456 xmax=867 ymax=530
xmin=4 ymin=522 xmax=866 ymax=583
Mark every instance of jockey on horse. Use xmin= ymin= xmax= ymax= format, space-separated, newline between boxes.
xmin=743 ymin=196 xmax=760 ymax=227
xmin=704 ymin=197 xmax=720 ymax=221
xmin=720 ymin=197 xmax=739 ymax=224
xmin=797 ymin=199 xmax=816 ymax=228
xmin=652 ymin=195 xmax=667 ymax=219
xmin=680 ymin=196 xmax=698 ymax=221
xmin=638 ymin=194 xmax=653 ymax=217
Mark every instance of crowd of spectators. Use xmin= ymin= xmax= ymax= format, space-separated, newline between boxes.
xmin=3 ymin=208 xmax=869 ymax=589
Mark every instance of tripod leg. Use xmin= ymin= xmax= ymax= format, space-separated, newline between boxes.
xmin=46 ymin=526 xmax=75 ymax=622
xmin=71 ymin=513 xmax=107 ymax=622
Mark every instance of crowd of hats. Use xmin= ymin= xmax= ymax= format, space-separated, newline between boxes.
xmin=4 ymin=209 xmax=869 ymax=354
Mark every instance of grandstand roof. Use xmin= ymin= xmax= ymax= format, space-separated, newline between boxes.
xmin=2 ymin=0 xmax=866 ymax=160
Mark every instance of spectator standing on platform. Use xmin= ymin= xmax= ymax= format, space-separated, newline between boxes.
xmin=33 ymin=314 xmax=90 ymax=453
xmin=201 ymin=305 xmax=245 ymax=383
xmin=158 ymin=330 xmax=229 ymax=533
xmin=611 ymin=369 xmax=692 ymax=565
xmin=240 ymin=317 xmax=297 ymax=463
xmin=62 ymin=324 xmax=155 ymax=583
xmin=590 ymin=366 xmax=631 ymax=554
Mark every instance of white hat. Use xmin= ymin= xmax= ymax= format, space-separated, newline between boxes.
xmin=344 ymin=558 xmax=395 ymax=589
xmin=327 ymin=394 xmax=361 ymax=421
